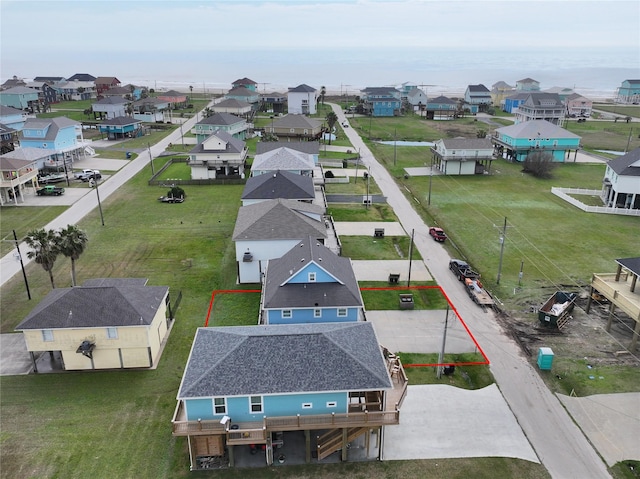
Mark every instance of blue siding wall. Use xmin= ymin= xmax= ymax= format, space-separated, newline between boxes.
xmin=185 ymin=398 xmax=213 ymax=420
xmin=268 ymin=307 xmax=358 ymax=324
xmin=263 ymin=392 xmax=348 ymax=417
xmin=288 ymin=263 xmax=335 ymax=284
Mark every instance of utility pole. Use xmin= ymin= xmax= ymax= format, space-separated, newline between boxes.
xmin=437 ymin=306 xmax=450 ymax=379
xmin=407 ymin=229 xmax=414 ymax=286
xmin=148 ymin=143 xmax=155 ymax=175
xmin=496 ymin=217 xmax=508 ymax=284
xmin=93 ymin=173 xmax=104 ymax=226
xmin=12 ymin=230 xmax=31 ymax=300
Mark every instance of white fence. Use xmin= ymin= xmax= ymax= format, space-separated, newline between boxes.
xmin=551 ymin=187 xmax=640 ymax=216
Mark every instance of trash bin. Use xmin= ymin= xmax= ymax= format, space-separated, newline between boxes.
xmin=126 ymin=152 xmax=132 ymax=159
xmin=399 ymin=294 xmax=414 ymax=310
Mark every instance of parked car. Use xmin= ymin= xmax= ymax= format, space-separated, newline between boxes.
xmin=75 ymin=169 xmax=101 ymax=181
xmin=429 ymin=227 xmax=447 ymax=242
xmin=36 ymin=185 xmax=65 ymax=196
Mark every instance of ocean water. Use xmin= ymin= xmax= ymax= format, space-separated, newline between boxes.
xmin=87 ymin=47 xmax=640 ymax=100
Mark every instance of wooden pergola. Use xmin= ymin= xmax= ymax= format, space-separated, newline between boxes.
xmin=586 ymin=257 xmax=640 ymax=350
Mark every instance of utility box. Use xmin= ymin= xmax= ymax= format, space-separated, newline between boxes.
xmin=399 ymin=294 xmax=414 ymax=310
xmin=537 ymin=347 xmax=554 ymax=371
xmin=388 ymin=273 xmax=400 ymax=284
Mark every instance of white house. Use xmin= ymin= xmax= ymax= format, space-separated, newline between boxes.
xmin=287 ymin=84 xmax=317 ymax=115
xmin=602 ymin=147 xmax=640 ymax=210
xmin=431 ymin=138 xmax=495 ymax=175
xmin=232 ymin=198 xmax=327 ymax=283
xmin=188 ymin=130 xmax=247 ymax=179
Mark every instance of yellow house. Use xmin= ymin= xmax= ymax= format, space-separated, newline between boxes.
xmin=15 ymin=278 xmax=172 ymax=372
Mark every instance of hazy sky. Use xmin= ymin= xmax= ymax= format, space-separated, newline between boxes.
xmin=1 ymin=0 xmax=639 ymax=87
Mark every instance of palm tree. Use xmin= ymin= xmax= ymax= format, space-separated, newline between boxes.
xmin=25 ymin=228 xmax=60 ymax=289
xmin=57 ymin=225 xmax=88 ymax=287
xmin=325 ymin=111 xmax=338 ymax=145
xmin=320 ymin=86 xmax=326 ymax=106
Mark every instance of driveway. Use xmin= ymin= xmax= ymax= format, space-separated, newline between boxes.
xmin=383 ymin=384 xmax=539 ymax=463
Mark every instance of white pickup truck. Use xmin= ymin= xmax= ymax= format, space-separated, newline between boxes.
xmin=74 ymin=169 xmax=102 ymax=181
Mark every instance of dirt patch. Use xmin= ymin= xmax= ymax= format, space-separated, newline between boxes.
xmin=496 ymin=291 xmax=639 ymax=368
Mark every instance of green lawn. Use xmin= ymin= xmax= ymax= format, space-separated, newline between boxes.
xmin=339 ymin=236 xmax=422 ymax=260
xmin=0 ymin=206 xmax=68 ymax=256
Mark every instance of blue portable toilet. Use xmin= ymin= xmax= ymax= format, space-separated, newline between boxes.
xmin=537 ymin=347 xmax=554 ymax=371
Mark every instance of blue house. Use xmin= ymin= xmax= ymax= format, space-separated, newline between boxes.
xmin=261 ymin=238 xmax=364 ymax=324
xmin=0 ymin=105 xmax=27 ymax=131
xmin=172 ymin=322 xmax=406 ymax=469
xmin=225 ymin=86 xmax=261 ymax=106
xmin=425 ymin=95 xmax=457 ymax=119
xmin=503 ymin=92 xmax=529 ymax=113
xmin=193 ymin=112 xmax=248 ymax=142
xmin=98 ymin=116 xmax=143 ymax=140
xmin=0 ymin=86 xmax=40 ymax=111
xmin=20 ymin=117 xmax=83 ymax=166
xmin=492 ymin=120 xmax=581 ymax=162
xmin=361 ymin=87 xmax=401 ymax=117
xmin=617 ymin=79 xmax=640 ymax=104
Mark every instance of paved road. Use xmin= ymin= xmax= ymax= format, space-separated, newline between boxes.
xmin=330 ymin=103 xmax=612 ymax=479
xmin=0 ymin=102 xmax=213 ymax=288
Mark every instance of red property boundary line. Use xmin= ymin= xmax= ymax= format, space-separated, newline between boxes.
xmin=205 ymin=285 xmax=489 ymax=367
xmin=360 ymin=285 xmax=489 ymax=367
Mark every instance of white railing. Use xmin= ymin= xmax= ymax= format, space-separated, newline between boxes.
xmin=551 ymin=187 xmax=640 ymax=216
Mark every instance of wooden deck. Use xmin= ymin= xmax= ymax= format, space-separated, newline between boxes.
xmin=171 ymin=356 xmax=408 ymax=441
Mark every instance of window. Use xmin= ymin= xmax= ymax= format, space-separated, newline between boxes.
xmin=282 ymin=310 xmax=292 ymax=319
xmin=250 ymin=396 xmax=263 ymax=413
xmin=302 ymin=402 xmax=313 ymax=409
xmin=314 ymin=309 xmax=322 ymax=318
xmin=213 ymin=397 xmax=227 ymax=414
xmin=308 ymin=272 xmax=316 ymax=282
xmin=106 ymin=327 xmax=118 ymax=339
xmin=41 ymin=329 xmax=54 ymax=342
xmin=337 ymin=308 xmax=348 ymax=317
xmin=326 ymin=401 xmax=337 ymax=408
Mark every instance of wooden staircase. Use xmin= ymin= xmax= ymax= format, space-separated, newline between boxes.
xmin=316 ymin=427 xmax=369 ymax=461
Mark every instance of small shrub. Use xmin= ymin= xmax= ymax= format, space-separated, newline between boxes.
xmin=522 ymin=151 xmax=556 ymax=179
xmin=169 ymin=186 xmax=185 ymax=198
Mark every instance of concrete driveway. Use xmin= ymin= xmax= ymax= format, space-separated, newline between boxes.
xmin=384 ymin=384 xmax=539 ymax=463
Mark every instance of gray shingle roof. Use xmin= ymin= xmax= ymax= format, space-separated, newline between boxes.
xmin=99 ymin=116 xmax=141 ymax=126
xmin=199 ymin=112 xmax=243 ymax=126
xmin=272 ymin=114 xmax=322 ymax=129
xmin=232 ymin=199 xmax=326 ymax=241
xmin=262 ymin=237 xmax=362 ymax=309
xmin=241 ymin=170 xmax=315 ymax=201
xmin=495 ymin=120 xmax=580 ymax=139
xmin=288 ymin=84 xmax=316 ymax=93
xmin=607 ymin=147 xmax=640 ymax=176
xmin=252 ymin=147 xmax=315 ymax=172
xmin=0 ymin=147 xmax=52 ymax=162
xmin=93 ymin=96 xmax=130 ymax=105
xmin=256 ymin=141 xmax=319 ymax=155
xmin=15 ymin=278 xmax=169 ymax=330
xmin=189 ymin=129 xmax=246 ymax=154
xmin=178 ymin=322 xmax=391 ymax=398
xmin=21 ymin=117 xmax=80 ymax=141
xmin=213 ymin=98 xmax=251 ymax=109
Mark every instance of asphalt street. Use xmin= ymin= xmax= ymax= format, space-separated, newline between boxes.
xmin=331 ymin=103 xmax=612 ymax=479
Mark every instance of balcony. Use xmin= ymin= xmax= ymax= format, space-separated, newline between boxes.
xmin=0 ymin=168 xmax=38 ymax=188
xmin=172 ymin=356 xmax=408 ymax=440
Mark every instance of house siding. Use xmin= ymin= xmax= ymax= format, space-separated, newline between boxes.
xmin=267 ymin=307 xmax=358 ymax=324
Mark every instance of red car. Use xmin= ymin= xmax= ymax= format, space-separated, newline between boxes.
xmin=429 ymin=227 xmax=447 ymax=242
